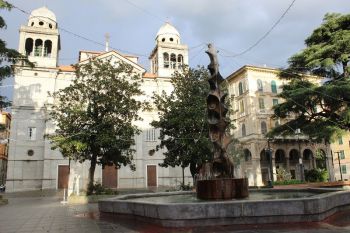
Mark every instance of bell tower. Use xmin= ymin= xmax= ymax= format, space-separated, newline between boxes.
xmin=18 ymin=6 xmax=60 ymax=68
xmin=149 ymin=22 xmax=188 ymax=78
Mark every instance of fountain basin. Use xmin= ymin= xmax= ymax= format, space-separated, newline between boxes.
xmin=98 ymin=188 xmax=350 ymax=227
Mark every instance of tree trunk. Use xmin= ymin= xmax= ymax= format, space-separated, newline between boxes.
xmin=342 ymin=61 xmax=349 ymax=79
xmin=87 ymin=154 xmax=97 ymax=195
xmin=182 ymin=166 xmax=185 ymax=185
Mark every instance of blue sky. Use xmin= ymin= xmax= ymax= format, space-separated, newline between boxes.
xmin=1 ymin=0 xmax=350 ymax=101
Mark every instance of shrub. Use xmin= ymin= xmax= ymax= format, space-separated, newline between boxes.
xmin=276 ymin=167 xmax=292 ymax=181
xmin=273 ymin=179 xmax=305 ymax=186
xmin=305 ymin=169 xmax=328 ymax=182
xmin=180 ymin=182 xmax=192 ymax=191
xmin=87 ymin=182 xmax=118 ymax=195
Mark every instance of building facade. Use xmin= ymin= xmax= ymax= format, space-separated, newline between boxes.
xmin=330 ymin=133 xmax=350 ymax=181
xmin=226 ymin=65 xmax=334 ymax=186
xmin=0 ymin=112 xmax=11 ymax=185
xmin=6 ymin=7 xmax=192 ymax=192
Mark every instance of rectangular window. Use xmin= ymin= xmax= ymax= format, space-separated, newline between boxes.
xmin=272 ymin=99 xmax=279 ymax=106
xmin=338 ymin=136 xmax=343 ymax=145
xmin=146 ymin=128 xmax=156 ymax=142
xmin=258 ymin=98 xmax=265 ymax=110
xmin=28 ymin=127 xmax=36 ymax=140
xmin=341 ymin=165 xmax=347 ymax=174
xmin=239 ymin=100 xmax=245 ymax=113
xmin=340 ymin=150 xmax=345 ymax=159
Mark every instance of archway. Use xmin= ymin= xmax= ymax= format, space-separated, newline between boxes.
xmin=316 ymin=149 xmax=327 ymax=169
xmin=260 ymin=149 xmax=269 ymax=185
xmin=303 ymin=149 xmax=314 ymax=171
xmin=289 ymin=149 xmax=299 ymax=179
xmin=25 ymin=38 xmax=33 ymax=56
xmin=275 ymin=149 xmax=286 ymax=169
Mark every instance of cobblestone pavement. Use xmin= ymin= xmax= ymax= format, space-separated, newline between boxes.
xmin=1 ymin=192 xmax=350 ymax=233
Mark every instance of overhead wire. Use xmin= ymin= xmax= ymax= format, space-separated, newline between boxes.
xmin=223 ymin=0 xmax=297 ymax=58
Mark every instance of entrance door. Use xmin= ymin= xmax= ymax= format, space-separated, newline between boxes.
xmin=57 ymin=165 xmax=69 ymax=189
xmin=147 ymin=165 xmax=157 ymax=187
xmin=102 ymin=165 xmax=118 ymax=188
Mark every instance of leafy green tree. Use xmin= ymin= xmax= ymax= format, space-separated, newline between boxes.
xmin=151 ymin=67 xmax=212 ymax=182
xmin=48 ymin=59 xmax=147 ymax=194
xmin=270 ymin=13 xmax=350 ymax=141
xmin=0 ymin=0 xmax=32 ymax=109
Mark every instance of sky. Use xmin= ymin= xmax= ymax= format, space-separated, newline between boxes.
xmin=1 ymin=0 xmax=350 ymax=100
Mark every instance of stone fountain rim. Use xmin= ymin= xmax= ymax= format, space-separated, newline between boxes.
xmin=100 ymin=188 xmax=346 ymax=205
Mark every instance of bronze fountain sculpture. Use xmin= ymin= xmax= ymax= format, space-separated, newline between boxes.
xmin=196 ymin=44 xmax=248 ymax=200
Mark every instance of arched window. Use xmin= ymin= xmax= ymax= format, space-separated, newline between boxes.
xmin=238 ymin=82 xmax=243 ymax=95
xmin=257 ymin=79 xmax=263 ymax=92
xmin=177 ymin=54 xmax=183 ymax=69
xmin=244 ymin=149 xmax=252 ymax=161
xmin=163 ymin=52 xmax=169 ymax=68
xmin=34 ymin=39 xmax=43 ymax=56
xmin=271 ymin=80 xmax=277 ymax=93
xmin=170 ymin=53 xmax=176 ymax=69
xmin=44 ymin=40 xmax=52 ymax=57
xmin=261 ymin=121 xmax=267 ymax=134
xmin=242 ymin=124 xmax=246 ymax=137
xmin=25 ymin=38 xmax=33 ymax=56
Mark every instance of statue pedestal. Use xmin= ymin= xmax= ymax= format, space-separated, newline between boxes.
xmin=196 ymin=178 xmax=248 ymax=200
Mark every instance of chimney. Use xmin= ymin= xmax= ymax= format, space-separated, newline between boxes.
xmin=105 ymin=33 xmax=110 ymax=52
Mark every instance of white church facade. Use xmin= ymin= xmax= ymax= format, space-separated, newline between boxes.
xmin=6 ymin=6 xmax=192 ymax=192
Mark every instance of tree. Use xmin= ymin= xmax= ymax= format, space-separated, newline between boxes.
xmin=0 ymin=0 xmax=32 ymax=109
xmin=269 ymin=13 xmax=350 ymax=141
xmin=48 ymin=59 xmax=147 ymax=194
xmin=151 ymin=67 xmax=213 ymax=182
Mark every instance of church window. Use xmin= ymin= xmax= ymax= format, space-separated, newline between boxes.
xmin=49 ymin=23 xmax=52 ymax=29
xmin=239 ymin=100 xmax=244 ymax=113
xmin=145 ymin=128 xmax=157 ymax=141
xmin=163 ymin=52 xmax=169 ymax=68
xmin=170 ymin=37 xmax=173 ymax=42
xmin=39 ymin=21 xmax=44 ymax=26
xmin=34 ymin=39 xmax=43 ymax=56
xmin=257 ymin=79 xmax=263 ymax=92
xmin=261 ymin=121 xmax=267 ymax=134
xmin=258 ymin=98 xmax=265 ymax=110
xmin=238 ymin=82 xmax=243 ymax=95
xmin=25 ymin=38 xmax=34 ymax=56
xmin=177 ymin=54 xmax=183 ymax=69
xmin=31 ymin=22 xmax=34 ymax=26
xmin=170 ymin=53 xmax=176 ymax=69
xmin=28 ymin=127 xmax=37 ymax=141
xmin=44 ymin=40 xmax=52 ymax=57
xmin=271 ymin=80 xmax=277 ymax=93
xmin=162 ymin=38 xmax=165 ymax=42
xmin=242 ymin=124 xmax=246 ymax=137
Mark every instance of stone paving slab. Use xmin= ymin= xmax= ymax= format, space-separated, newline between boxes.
xmin=1 ymin=191 xmax=350 ymax=233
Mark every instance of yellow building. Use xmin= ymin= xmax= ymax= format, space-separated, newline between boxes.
xmin=0 ymin=112 xmax=11 ymax=185
xmin=330 ymin=133 xmax=350 ymax=181
xmin=226 ymin=65 xmax=334 ymax=186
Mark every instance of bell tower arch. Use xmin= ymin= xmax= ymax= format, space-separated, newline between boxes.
xmin=149 ymin=22 xmax=188 ymax=77
xmin=18 ymin=6 xmax=60 ymax=68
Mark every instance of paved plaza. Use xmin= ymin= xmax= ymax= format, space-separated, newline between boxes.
xmin=1 ymin=191 xmax=350 ymax=233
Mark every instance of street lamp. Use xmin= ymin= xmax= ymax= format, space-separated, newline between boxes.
xmin=265 ymin=138 xmax=274 ymax=188
xmin=295 ymin=129 xmax=305 ymax=181
xmin=334 ymin=151 xmax=343 ymax=181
